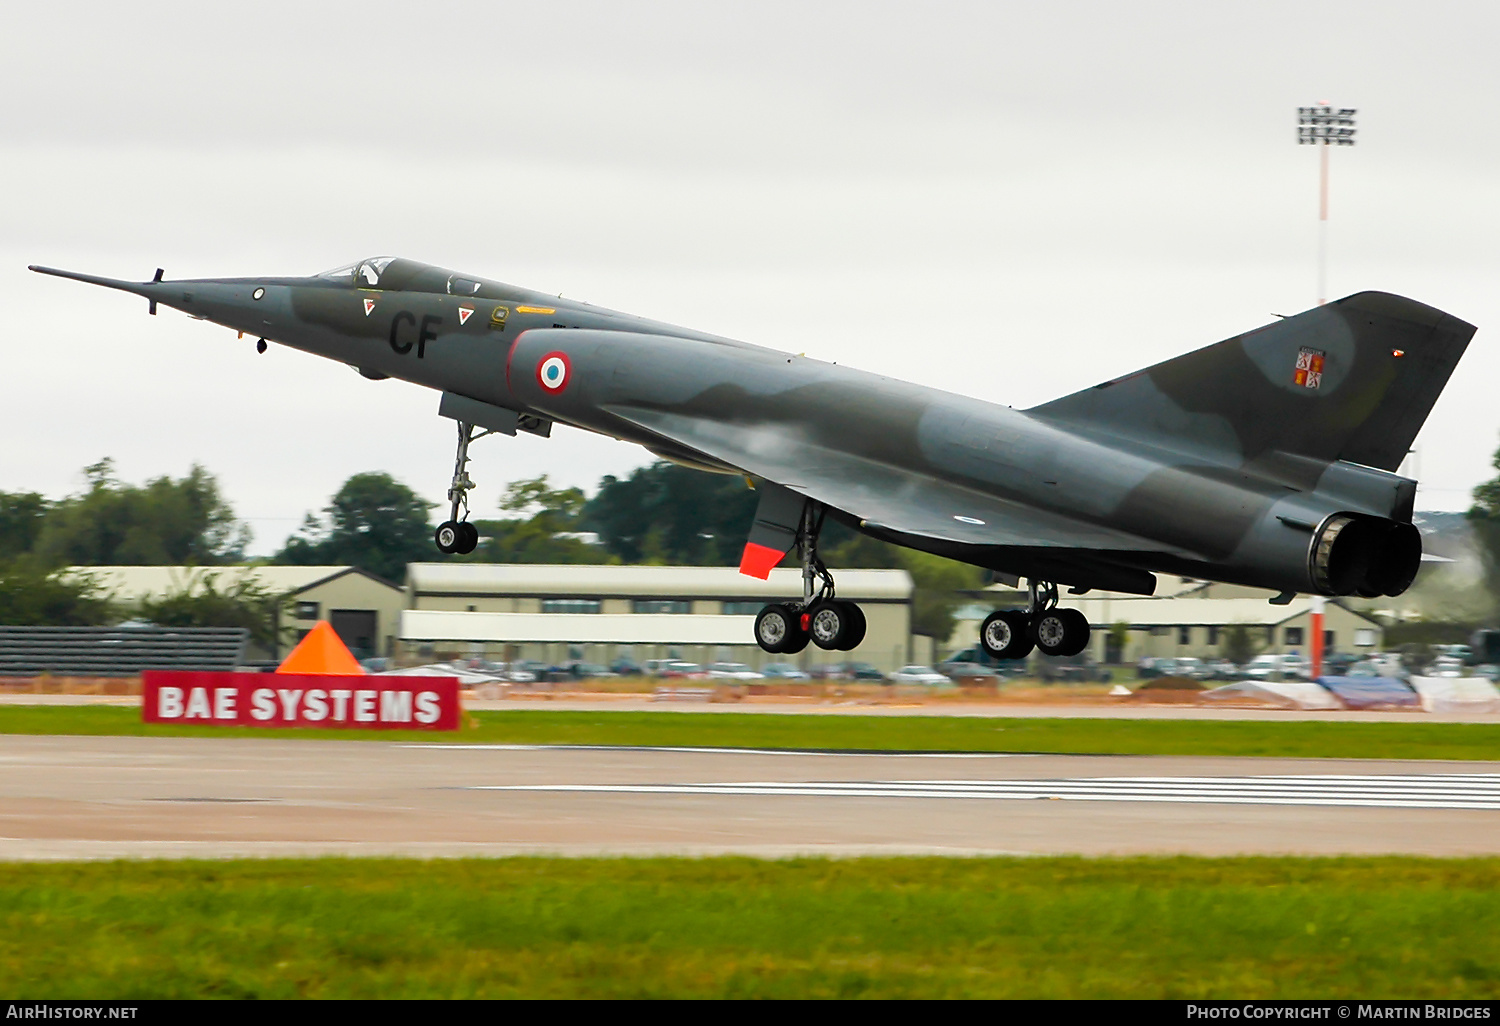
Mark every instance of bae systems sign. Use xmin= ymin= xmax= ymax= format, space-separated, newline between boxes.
xmin=142 ymin=671 xmax=460 ymax=731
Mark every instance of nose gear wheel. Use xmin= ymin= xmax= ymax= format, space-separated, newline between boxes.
xmin=433 ymin=419 xmax=496 ymax=555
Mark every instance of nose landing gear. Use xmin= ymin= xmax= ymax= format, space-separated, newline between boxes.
xmin=980 ymin=579 xmax=1090 ymax=660
xmin=433 ymin=420 xmax=495 ymax=555
xmin=753 ymin=502 xmax=867 ymax=654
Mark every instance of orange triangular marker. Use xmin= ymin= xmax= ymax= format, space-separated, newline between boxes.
xmin=277 ymin=621 xmax=365 ymax=675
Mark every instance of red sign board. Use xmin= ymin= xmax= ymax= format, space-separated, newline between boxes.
xmin=142 ymin=671 xmax=460 ymax=731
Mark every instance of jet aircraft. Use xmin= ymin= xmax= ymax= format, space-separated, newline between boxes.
xmin=30 ymin=258 xmax=1475 ymax=660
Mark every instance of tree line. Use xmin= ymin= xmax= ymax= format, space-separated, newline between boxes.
xmin=0 ymin=459 xmax=983 ymax=641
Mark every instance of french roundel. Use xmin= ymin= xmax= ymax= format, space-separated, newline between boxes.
xmin=536 ymin=351 xmax=571 ymax=394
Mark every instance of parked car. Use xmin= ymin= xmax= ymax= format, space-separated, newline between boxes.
xmin=659 ymin=661 xmax=707 ymax=680
xmin=759 ymin=662 xmax=811 ymax=681
xmin=501 ymin=662 xmax=537 ymax=683
xmin=1203 ymin=658 xmax=1242 ymax=681
xmin=889 ymin=665 xmax=952 ymax=685
xmin=810 ymin=661 xmax=888 ymax=682
xmin=1037 ymin=653 xmax=1111 ymax=683
xmin=940 ymin=646 xmax=1025 ymax=679
xmin=1245 ymin=653 xmax=1310 ymax=681
xmin=610 ymin=658 xmax=644 ymax=677
xmin=1168 ymin=657 xmax=1209 ymax=680
xmin=566 ymin=662 xmax=617 ymax=680
xmin=1136 ymin=656 xmax=1170 ymax=679
xmin=1425 ymin=656 xmax=1464 ymax=678
xmin=707 ymin=662 xmax=764 ymax=681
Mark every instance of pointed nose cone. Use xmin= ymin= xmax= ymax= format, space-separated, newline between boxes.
xmin=29 ymin=265 xmax=178 ymax=314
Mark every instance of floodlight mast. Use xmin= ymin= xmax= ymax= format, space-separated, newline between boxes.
xmin=1298 ymin=104 xmax=1357 ymax=305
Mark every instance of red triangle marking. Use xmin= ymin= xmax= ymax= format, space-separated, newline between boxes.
xmin=363 ymin=298 xmax=375 ymax=316
xmin=458 ymin=306 xmax=473 ymax=325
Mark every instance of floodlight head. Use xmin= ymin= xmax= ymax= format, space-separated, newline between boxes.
xmin=1297 ymin=105 xmax=1357 ymax=145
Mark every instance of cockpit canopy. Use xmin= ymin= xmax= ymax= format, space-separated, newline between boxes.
xmin=314 ymin=257 xmax=485 ymax=299
xmin=318 ymin=256 xmax=397 ymax=287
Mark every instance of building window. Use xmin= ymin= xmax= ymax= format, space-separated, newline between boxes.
xmin=1177 ymin=626 xmax=1191 ymax=645
xmin=632 ymin=600 xmax=691 ymax=614
xmin=722 ymin=601 xmax=763 ymax=615
xmin=1207 ymin=626 xmax=1219 ymax=645
xmin=1355 ymin=628 xmax=1376 ymax=647
xmin=1151 ymin=627 xmax=1169 ymax=637
xmin=1284 ymin=627 xmax=1304 ymax=647
xmin=294 ymin=601 xmax=320 ymax=621
xmin=541 ymin=599 xmax=601 ymax=614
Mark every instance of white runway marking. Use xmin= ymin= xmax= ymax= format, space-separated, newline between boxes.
xmin=471 ymin=773 xmax=1500 ymax=810
xmin=406 ymin=744 xmax=1029 ymax=759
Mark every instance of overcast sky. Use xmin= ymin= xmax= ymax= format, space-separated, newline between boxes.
xmin=3 ymin=1 xmax=1496 ymax=555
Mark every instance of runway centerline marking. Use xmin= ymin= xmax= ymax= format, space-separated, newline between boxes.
xmin=404 ymin=744 xmax=1032 ymax=758
xmin=465 ymin=773 xmax=1500 ymax=810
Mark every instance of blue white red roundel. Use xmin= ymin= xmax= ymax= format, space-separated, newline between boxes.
xmin=536 ymin=352 xmax=571 ymax=393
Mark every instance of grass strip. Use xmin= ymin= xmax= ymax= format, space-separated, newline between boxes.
xmin=1 ymin=855 xmax=1497 ymax=999
xmin=1 ymin=705 xmax=1498 ymax=760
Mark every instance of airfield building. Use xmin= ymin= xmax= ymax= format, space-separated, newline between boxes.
xmin=399 ymin=564 xmax=920 ymax=672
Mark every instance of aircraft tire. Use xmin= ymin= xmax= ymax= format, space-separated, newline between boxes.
xmin=454 ymin=522 xmax=480 ymax=555
xmin=755 ymin=603 xmax=802 ymax=654
xmin=1033 ymin=608 xmax=1090 ymax=656
xmin=1056 ymin=608 xmax=1090 ymax=657
xmin=808 ymin=600 xmax=851 ymax=650
xmin=434 ymin=521 xmax=460 ymax=554
xmin=836 ymin=601 xmax=866 ymax=651
xmin=981 ymin=610 xmax=1032 ymax=660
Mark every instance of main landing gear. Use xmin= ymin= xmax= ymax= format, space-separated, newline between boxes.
xmin=433 ymin=420 xmax=496 ymax=555
xmin=753 ymin=503 xmax=867 ymax=655
xmin=980 ymin=580 xmax=1090 ymax=659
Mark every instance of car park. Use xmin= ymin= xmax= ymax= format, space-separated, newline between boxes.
xmin=759 ymin=662 xmax=811 ymax=681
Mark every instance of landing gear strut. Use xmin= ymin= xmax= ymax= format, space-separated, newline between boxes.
xmin=980 ymin=579 xmax=1090 ymax=660
xmin=433 ymin=420 xmax=495 ymax=555
xmin=753 ymin=502 xmax=867 ymax=654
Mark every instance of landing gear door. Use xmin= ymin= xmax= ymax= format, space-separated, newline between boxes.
xmin=738 ymin=481 xmax=808 ymax=580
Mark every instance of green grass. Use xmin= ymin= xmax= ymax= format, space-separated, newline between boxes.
xmin=1 ymin=856 xmax=1497 ymax=998
xmin=2 ymin=705 xmax=1499 ymax=760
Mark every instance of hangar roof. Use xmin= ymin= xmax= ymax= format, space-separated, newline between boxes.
xmin=62 ymin=565 xmax=402 ymax=602
xmin=405 ymin=563 xmax=913 ymax=600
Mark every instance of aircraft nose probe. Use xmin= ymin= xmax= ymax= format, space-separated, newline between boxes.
xmin=27 ymin=264 xmax=174 ymax=317
xmin=28 ymin=264 xmax=270 ymax=351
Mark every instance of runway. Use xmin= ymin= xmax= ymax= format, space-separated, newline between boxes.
xmin=0 ymin=734 xmax=1496 ymax=860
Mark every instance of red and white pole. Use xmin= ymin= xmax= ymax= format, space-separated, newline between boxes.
xmin=1310 ymin=595 xmax=1326 ymax=679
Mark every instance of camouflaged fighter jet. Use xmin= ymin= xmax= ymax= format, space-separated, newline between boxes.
xmin=29 ymin=257 xmax=1476 ymax=660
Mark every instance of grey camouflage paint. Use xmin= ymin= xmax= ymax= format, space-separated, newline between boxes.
xmin=30 ymin=257 xmax=1476 ymax=599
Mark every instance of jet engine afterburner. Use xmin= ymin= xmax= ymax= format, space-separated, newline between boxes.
xmin=1311 ymin=514 xmax=1422 ymax=598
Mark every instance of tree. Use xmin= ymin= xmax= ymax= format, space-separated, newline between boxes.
xmin=137 ymin=570 xmax=289 ymax=650
xmin=276 ymin=472 xmax=434 ymax=583
xmin=470 ymin=476 xmax=615 ymax=564
xmin=583 ymin=462 xmax=760 ymax=565
xmin=0 ymin=558 xmax=114 ymax=625
xmin=0 ymin=492 xmax=48 ymax=560
xmin=34 ymin=459 xmax=249 ymax=566
xmin=1221 ymin=622 xmax=1259 ymax=666
xmin=1469 ymin=438 xmax=1500 ymax=603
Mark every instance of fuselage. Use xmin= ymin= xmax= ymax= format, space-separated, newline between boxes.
xmin=32 ymin=256 xmax=1428 ymax=599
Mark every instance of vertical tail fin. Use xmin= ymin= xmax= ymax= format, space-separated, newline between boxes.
xmin=1029 ymin=292 xmax=1475 ymax=472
